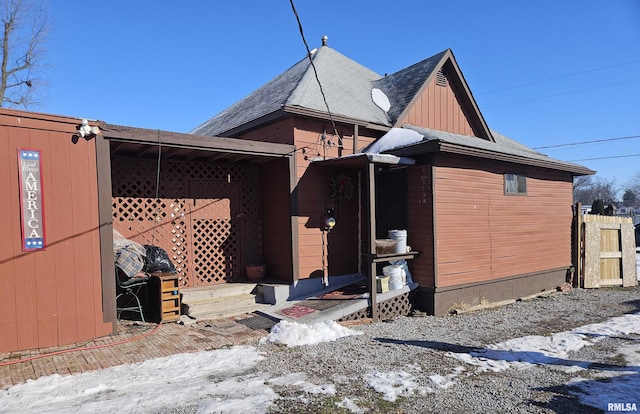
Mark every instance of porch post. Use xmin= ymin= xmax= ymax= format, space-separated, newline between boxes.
xmin=365 ymin=162 xmax=378 ymax=321
xmin=289 ymin=152 xmax=300 ymax=283
xmin=95 ymin=135 xmax=117 ymax=332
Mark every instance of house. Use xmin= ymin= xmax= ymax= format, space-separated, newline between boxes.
xmin=0 ymin=41 xmax=595 ymax=354
xmin=0 ymin=109 xmax=296 ymax=353
xmin=193 ymin=40 xmax=594 ymax=315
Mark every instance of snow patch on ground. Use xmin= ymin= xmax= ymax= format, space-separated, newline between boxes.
xmin=261 ymin=319 xmax=362 ymax=347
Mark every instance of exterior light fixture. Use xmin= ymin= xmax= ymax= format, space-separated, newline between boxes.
xmin=325 ymin=208 xmax=336 ymax=231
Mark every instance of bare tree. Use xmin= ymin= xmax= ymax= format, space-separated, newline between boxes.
xmin=0 ymin=0 xmax=49 ymax=108
xmin=627 ymin=172 xmax=640 ymax=196
xmin=573 ymin=175 xmax=618 ymax=205
xmin=622 ymin=171 xmax=640 ymax=208
xmin=622 ymin=189 xmax=638 ymax=208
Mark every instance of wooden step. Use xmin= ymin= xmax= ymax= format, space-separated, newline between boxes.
xmin=191 ymin=302 xmax=273 ymax=320
xmin=184 ymin=294 xmax=258 ymax=314
xmin=181 ymin=283 xmax=258 ymax=301
xmin=180 ymin=284 xmax=266 ymax=320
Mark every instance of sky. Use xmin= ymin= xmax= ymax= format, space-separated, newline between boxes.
xmin=27 ymin=1 xmax=640 ymax=190
xmin=2 ymin=293 xmax=640 ymax=413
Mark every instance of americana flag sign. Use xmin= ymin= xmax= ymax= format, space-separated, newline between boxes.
xmin=18 ymin=149 xmax=46 ymax=251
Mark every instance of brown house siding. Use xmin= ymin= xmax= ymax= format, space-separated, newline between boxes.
xmin=240 ymin=118 xmax=295 ymax=144
xmin=0 ymin=110 xmax=112 ymax=353
xmin=433 ymin=155 xmax=574 ymax=289
xmin=291 ymin=118 xmax=382 ymax=280
xmin=407 ymin=165 xmax=435 ymax=288
xmin=399 ymin=78 xmax=474 ymax=136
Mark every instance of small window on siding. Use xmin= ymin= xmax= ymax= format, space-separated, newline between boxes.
xmin=504 ymin=174 xmax=527 ymax=195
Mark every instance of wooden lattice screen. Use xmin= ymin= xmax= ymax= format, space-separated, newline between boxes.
xmin=111 ymin=156 xmax=262 ymax=287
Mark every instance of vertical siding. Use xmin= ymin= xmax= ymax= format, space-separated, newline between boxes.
xmin=0 ymin=111 xmax=111 ymax=353
xmin=407 ymin=166 xmax=435 ymax=287
xmin=0 ymin=125 xmax=18 ymax=351
xmin=433 ymin=156 xmax=573 ymax=288
xmin=400 ymin=78 xmax=474 ymax=136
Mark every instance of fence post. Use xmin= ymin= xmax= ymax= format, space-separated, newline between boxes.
xmin=574 ymin=202 xmax=583 ymax=287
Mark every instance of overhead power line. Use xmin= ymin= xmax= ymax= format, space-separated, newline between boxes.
xmin=569 ymin=153 xmax=640 ymax=162
xmin=478 ymin=58 xmax=640 ymax=96
xmin=533 ymin=135 xmax=640 ymax=150
xmin=485 ymin=78 xmax=640 ymax=108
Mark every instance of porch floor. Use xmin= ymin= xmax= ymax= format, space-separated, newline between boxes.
xmin=257 ymin=282 xmax=418 ymax=323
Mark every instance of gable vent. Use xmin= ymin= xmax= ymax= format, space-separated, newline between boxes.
xmin=436 ymin=70 xmax=448 ymax=87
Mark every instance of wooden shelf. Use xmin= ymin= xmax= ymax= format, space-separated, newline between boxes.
xmin=366 ymin=251 xmax=420 ymax=263
xmin=147 ymin=273 xmax=181 ymax=323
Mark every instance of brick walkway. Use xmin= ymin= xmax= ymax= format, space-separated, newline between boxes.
xmin=0 ymin=315 xmax=269 ymax=390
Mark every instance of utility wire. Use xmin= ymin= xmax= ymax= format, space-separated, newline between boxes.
xmin=533 ymin=135 xmax=640 ymax=150
xmin=484 ymin=78 xmax=640 ymax=108
xmin=569 ymin=153 xmax=640 ymax=162
xmin=478 ymin=58 xmax=640 ymax=95
xmin=289 ymin=0 xmax=341 ymax=156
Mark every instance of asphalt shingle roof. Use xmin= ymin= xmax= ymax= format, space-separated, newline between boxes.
xmin=192 ymin=46 xmax=444 ymax=136
xmin=398 ymin=125 xmax=594 ymax=174
xmin=373 ymin=51 xmax=446 ymax=122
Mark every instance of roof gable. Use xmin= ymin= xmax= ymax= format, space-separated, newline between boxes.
xmin=372 ymin=51 xmax=445 ymax=123
xmin=375 ymin=49 xmax=493 ymax=141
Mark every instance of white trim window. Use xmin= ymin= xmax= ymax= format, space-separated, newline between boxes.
xmin=505 ymin=173 xmax=527 ymax=195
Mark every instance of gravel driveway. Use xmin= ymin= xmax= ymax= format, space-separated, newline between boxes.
xmin=258 ymin=286 xmax=640 ymax=413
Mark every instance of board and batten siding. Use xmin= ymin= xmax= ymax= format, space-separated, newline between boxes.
xmin=433 ymin=157 xmax=574 ymax=288
xmin=0 ymin=110 xmax=112 ymax=353
xmin=399 ymin=76 xmax=474 ymax=136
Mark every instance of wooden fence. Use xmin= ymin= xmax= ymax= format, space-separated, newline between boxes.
xmin=575 ymin=208 xmax=637 ymax=288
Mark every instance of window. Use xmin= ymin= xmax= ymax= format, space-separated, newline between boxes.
xmin=504 ymin=173 xmax=527 ymax=195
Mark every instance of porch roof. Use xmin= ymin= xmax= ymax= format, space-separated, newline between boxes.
xmin=100 ymin=122 xmax=296 ymax=164
xmin=311 ymin=153 xmax=415 ymax=169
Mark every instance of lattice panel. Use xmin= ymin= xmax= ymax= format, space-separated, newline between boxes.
xmin=338 ymin=293 xmax=413 ymax=322
xmin=111 ymin=156 xmax=262 ymax=287
xmin=192 ymin=219 xmax=239 ymax=284
xmin=378 ymin=293 xmax=412 ymax=319
xmin=112 ymin=197 xmax=189 ymax=284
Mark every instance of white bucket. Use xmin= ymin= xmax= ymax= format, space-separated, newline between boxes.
xmin=383 ymin=265 xmax=403 ymax=290
xmin=388 ymin=229 xmax=407 ymax=254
